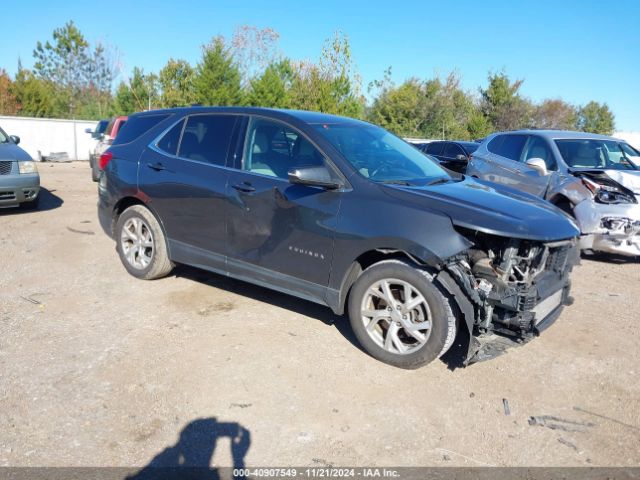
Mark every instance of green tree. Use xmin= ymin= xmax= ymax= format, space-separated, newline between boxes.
xmin=194 ymin=37 xmax=243 ymax=106
xmin=0 ymin=69 xmax=19 ymax=115
xmin=246 ymin=59 xmax=293 ymax=108
xmin=32 ymin=21 xmax=116 ymax=118
xmin=368 ymin=78 xmax=428 ymax=137
xmin=532 ymin=99 xmax=578 ymax=130
xmin=289 ymin=31 xmax=364 ymax=117
xmin=12 ymin=65 xmax=56 ymax=117
xmin=159 ymin=59 xmax=196 ymax=108
xmin=480 ymin=72 xmax=533 ymax=131
xmin=577 ymin=101 xmax=615 ymax=135
xmin=114 ymin=67 xmax=158 ymax=114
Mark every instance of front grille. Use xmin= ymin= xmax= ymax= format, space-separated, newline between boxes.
xmin=0 ymin=161 xmax=12 ymax=175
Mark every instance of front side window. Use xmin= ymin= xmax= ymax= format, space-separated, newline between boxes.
xmin=444 ymin=143 xmax=464 ymax=158
xmin=555 ymin=139 xmax=638 ymax=170
xmin=522 ymin=136 xmax=556 ymax=171
xmin=0 ymin=127 xmax=8 ymax=143
xmin=313 ymin=121 xmax=449 ymax=184
xmin=426 ymin=142 xmax=444 ymax=155
xmin=177 ymin=115 xmax=238 ymax=166
xmin=243 ymin=118 xmax=326 ymax=179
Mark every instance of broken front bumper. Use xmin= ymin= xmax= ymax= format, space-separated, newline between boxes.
xmin=574 ymin=199 xmax=640 ymax=256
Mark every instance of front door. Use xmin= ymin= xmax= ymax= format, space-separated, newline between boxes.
xmin=225 ymin=117 xmax=343 ymax=301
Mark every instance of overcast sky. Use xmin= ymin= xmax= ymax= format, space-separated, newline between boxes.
xmin=2 ymin=0 xmax=638 ymax=131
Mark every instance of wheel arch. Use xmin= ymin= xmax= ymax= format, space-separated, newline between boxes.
xmin=330 ymin=248 xmax=439 ymax=316
xmin=111 ymin=197 xmax=171 ymax=256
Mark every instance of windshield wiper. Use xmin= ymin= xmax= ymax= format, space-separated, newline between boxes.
xmin=378 ymin=179 xmax=414 ymax=186
xmin=425 ymin=177 xmax=451 ymax=186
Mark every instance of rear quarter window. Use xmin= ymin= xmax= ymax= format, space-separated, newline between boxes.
xmin=113 ymin=114 xmax=169 ymax=145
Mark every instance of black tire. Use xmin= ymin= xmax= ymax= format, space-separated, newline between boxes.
xmin=115 ymin=205 xmax=173 ymax=280
xmin=90 ymin=156 xmax=99 ymax=182
xmin=347 ymin=259 xmax=457 ymax=369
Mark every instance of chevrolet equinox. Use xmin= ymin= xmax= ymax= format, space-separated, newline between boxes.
xmin=98 ymin=107 xmax=580 ymax=368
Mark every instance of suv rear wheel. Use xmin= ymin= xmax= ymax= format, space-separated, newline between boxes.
xmin=116 ymin=205 xmax=173 ymax=280
xmin=348 ymin=259 xmax=456 ymax=369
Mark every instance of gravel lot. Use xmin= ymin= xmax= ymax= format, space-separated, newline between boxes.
xmin=1 ymin=162 xmax=639 ymax=468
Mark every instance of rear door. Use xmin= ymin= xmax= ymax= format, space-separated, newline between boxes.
xmin=478 ymin=134 xmax=527 ymax=187
xmin=138 ymin=113 xmax=241 ymax=270
xmin=224 ymin=116 xmax=343 ymax=301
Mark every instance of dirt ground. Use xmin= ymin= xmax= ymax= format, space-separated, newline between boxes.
xmin=0 ymin=162 xmax=639 ymax=469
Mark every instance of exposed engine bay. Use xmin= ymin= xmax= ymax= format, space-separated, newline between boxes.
xmin=436 ymin=229 xmax=580 ymax=365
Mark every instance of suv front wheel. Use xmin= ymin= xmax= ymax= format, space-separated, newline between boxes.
xmin=348 ymin=259 xmax=457 ymax=369
xmin=116 ymin=205 xmax=173 ymax=280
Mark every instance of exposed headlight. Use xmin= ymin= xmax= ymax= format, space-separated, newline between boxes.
xmin=18 ymin=161 xmax=38 ymax=174
xmin=582 ymin=177 xmax=637 ymax=205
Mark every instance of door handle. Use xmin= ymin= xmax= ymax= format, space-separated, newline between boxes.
xmin=232 ymin=183 xmax=256 ymax=193
xmin=147 ymin=162 xmax=166 ymax=171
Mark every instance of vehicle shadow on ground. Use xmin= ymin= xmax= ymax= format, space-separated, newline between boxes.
xmin=174 ymin=265 xmax=364 ymax=353
xmin=0 ymin=188 xmax=63 ymax=215
xmin=126 ymin=417 xmax=251 ymax=480
xmin=581 ymin=251 xmax=639 ymax=264
xmin=174 ymin=265 xmax=472 ymax=369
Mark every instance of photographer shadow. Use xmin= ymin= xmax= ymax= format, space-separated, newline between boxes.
xmin=126 ymin=417 xmax=251 ymax=480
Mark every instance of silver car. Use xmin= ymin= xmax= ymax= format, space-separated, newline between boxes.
xmin=467 ymin=130 xmax=640 ymax=257
xmin=0 ymin=126 xmax=40 ymax=209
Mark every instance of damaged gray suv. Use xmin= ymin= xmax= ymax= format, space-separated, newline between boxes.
xmin=467 ymin=130 xmax=640 ymax=257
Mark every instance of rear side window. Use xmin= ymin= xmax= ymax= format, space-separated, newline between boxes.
xmin=426 ymin=142 xmax=444 ymax=155
xmin=497 ymin=135 xmax=527 ymax=161
xmin=156 ymin=119 xmax=185 ymax=156
xmin=177 ymin=114 xmax=238 ymax=166
xmin=113 ymin=114 xmax=168 ymax=145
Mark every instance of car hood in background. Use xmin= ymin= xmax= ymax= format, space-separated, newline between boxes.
xmin=383 ymin=177 xmax=580 ymax=242
xmin=0 ymin=143 xmax=32 ymax=161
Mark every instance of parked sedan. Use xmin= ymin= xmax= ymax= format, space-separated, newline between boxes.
xmin=98 ymin=108 xmax=579 ymax=368
xmin=420 ymin=141 xmax=479 ymax=173
xmin=467 ymin=130 xmax=640 ymax=257
xmin=0 ymin=126 xmax=39 ymax=209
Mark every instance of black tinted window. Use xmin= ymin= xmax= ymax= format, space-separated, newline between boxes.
xmin=178 ymin=115 xmax=238 ymax=166
xmin=426 ymin=142 xmax=444 ymax=155
xmin=156 ymin=119 xmax=184 ymax=156
xmin=113 ymin=115 xmax=168 ymax=145
xmin=487 ymin=135 xmax=504 ymax=154
xmin=462 ymin=143 xmax=479 ymax=154
xmin=444 ymin=143 xmax=464 ymax=158
xmin=497 ymin=135 xmax=527 ymax=160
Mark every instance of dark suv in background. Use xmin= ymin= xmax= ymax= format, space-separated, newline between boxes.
xmin=98 ymin=108 xmax=580 ymax=368
xmin=419 ymin=141 xmax=479 ymax=173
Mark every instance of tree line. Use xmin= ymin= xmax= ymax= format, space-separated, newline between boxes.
xmin=0 ymin=21 xmax=615 ymax=138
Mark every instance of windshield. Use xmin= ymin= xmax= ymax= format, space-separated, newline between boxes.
xmin=0 ymin=127 xmax=8 ymax=143
xmin=555 ymin=139 xmax=638 ymax=171
xmin=313 ymin=122 xmax=450 ymax=184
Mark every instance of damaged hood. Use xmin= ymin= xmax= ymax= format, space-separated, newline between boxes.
xmin=382 ymin=177 xmax=580 ymax=242
xmin=570 ymin=168 xmax=640 ymax=196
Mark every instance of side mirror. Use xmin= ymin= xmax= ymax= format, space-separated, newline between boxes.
xmin=288 ymin=166 xmax=341 ymax=190
xmin=525 ymin=158 xmax=548 ymax=176
xmin=455 ymin=154 xmax=468 ymax=161
xmin=84 ymin=128 xmax=93 ymax=134
xmin=9 ymin=135 xmax=20 ymax=145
